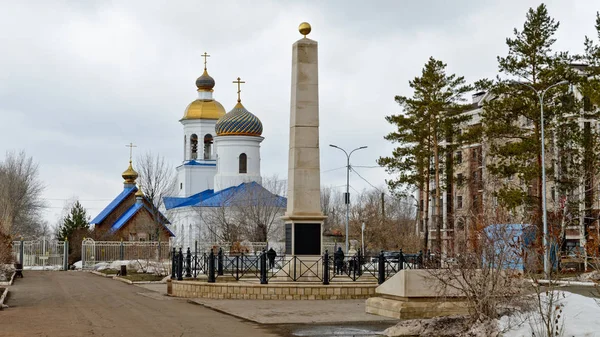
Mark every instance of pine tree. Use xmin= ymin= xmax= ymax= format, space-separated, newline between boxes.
xmin=379 ymin=57 xmax=473 ymax=254
xmin=57 ymin=201 xmax=90 ymax=241
xmin=481 ymin=4 xmax=581 ymax=237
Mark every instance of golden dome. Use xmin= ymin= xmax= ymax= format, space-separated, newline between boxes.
xmin=122 ymin=161 xmax=138 ymax=185
xmin=299 ymin=22 xmax=311 ymax=37
xmin=181 ymin=99 xmax=226 ymax=120
xmin=135 ymin=186 xmax=144 ymax=197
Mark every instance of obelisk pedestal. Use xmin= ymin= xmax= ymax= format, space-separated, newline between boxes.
xmin=281 ymin=23 xmax=327 ymax=279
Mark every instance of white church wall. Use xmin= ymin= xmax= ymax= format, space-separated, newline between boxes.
xmin=214 ymin=135 xmax=263 ymax=191
xmin=176 ymin=164 xmax=216 ymax=197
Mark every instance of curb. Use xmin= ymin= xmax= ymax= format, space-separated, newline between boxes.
xmin=113 ymin=276 xmax=166 ymax=285
xmin=0 ymin=287 xmax=8 ymax=310
xmin=0 ymin=272 xmax=16 ymax=286
xmin=114 ymin=276 xmax=133 ymax=285
xmin=533 ymin=279 xmax=599 ymax=287
xmin=90 ymin=270 xmax=117 ymax=278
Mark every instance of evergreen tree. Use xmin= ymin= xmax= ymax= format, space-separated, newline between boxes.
xmin=480 ymin=4 xmax=581 ymax=235
xmin=57 ymin=201 xmax=90 ymax=241
xmin=379 ymin=57 xmax=473 ymax=253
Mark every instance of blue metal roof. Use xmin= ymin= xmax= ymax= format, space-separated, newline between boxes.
xmin=110 ymin=203 xmax=143 ymax=233
xmin=90 ymin=187 xmax=136 ymax=224
xmin=109 ymin=202 xmax=175 ymax=236
xmin=183 ymin=160 xmax=216 ymax=166
xmin=164 ymin=182 xmax=287 ymax=210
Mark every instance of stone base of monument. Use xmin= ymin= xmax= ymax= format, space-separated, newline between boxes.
xmin=365 ymin=269 xmax=470 ymax=319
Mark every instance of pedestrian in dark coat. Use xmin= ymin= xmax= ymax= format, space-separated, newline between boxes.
xmin=267 ymin=248 xmax=277 ymax=269
xmin=334 ymin=247 xmax=345 ymax=275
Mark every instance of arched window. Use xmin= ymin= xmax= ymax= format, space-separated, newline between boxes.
xmin=203 ymin=134 xmax=213 ymax=160
xmin=239 ymin=153 xmax=247 ymax=173
xmin=190 ymin=134 xmax=198 ymax=160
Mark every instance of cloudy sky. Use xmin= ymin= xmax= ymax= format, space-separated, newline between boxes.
xmin=0 ymin=0 xmax=598 ymax=225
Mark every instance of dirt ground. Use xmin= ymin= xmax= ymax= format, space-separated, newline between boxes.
xmin=0 ymin=271 xmax=283 ymax=337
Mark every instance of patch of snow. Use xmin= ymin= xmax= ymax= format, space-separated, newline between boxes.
xmin=501 ymin=291 xmax=600 ymax=337
xmin=73 ymin=261 xmax=82 ymax=269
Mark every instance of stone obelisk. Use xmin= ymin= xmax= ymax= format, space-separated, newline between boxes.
xmin=282 ymin=22 xmax=327 ymax=256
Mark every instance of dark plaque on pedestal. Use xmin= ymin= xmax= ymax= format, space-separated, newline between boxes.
xmin=294 ymin=223 xmax=321 ymax=255
xmin=285 ymin=224 xmax=292 ymax=254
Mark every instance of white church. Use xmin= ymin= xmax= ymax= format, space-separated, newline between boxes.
xmin=164 ymin=59 xmax=286 ymax=250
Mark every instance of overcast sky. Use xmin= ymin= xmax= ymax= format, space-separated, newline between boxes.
xmin=0 ymin=0 xmax=598 ymax=226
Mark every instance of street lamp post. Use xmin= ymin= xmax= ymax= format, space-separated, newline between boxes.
xmin=329 ymin=144 xmax=368 ymax=253
xmin=510 ymin=79 xmax=569 ymax=277
xmin=361 ymin=222 xmax=366 ymax=255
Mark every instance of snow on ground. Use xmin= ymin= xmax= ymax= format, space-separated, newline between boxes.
xmin=501 ymin=291 xmax=600 ymax=337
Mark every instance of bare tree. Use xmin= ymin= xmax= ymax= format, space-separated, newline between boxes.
xmin=236 ymin=176 xmax=286 ymax=242
xmin=321 ymin=186 xmax=344 ymax=234
xmin=196 ymin=191 xmax=242 ymax=244
xmin=135 ymin=151 xmax=176 ymax=240
xmin=0 ymin=151 xmax=45 ymax=238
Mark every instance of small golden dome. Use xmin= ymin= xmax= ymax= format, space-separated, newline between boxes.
xmin=181 ymin=99 xmax=226 ymax=120
xmin=299 ymin=22 xmax=311 ymax=37
xmin=122 ymin=161 xmax=138 ymax=185
xmin=135 ymin=186 xmax=144 ymax=197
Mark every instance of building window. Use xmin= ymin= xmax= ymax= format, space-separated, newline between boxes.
xmin=180 ymin=182 xmax=183 ymax=190
xmin=204 ymin=134 xmax=213 ymax=160
xmin=457 ymin=173 xmax=464 ymax=186
xmin=456 ymin=151 xmax=462 ymax=164
xmin=190 ymin=134 xmax=198 ymax=160
xmin=239 ymin=153 xmax=247 ymax=173
xmin=457 ymin=196 xmax=463 ymax=209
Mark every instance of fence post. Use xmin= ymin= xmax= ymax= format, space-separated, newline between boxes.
xmin=399 ymin=248 xmax=404 ymax=270
xmin=63 ymin=238 xmax=69 ymax=271
xmin=119 ymin=240 xmax=124 ymax=261
xmin=171 ymin=247 xmax=176 ymax=279
xmin=322 ymin=250 xmax=330 ymax=285
xmin=19 ymin=237 xmax=24 ymax=265
xmin=177 ymin=248 xmax=183 ymax=280
xmin=357 ymin=248 xmax=363 ymax=277
xmin=208 ymin=249 xmax=216 ymax=283
xmin=260 ymin=248 xmax=268 ymax=284
xmin=193 ymin=241 xmax=198 ymax=278
xmin=185 ymin=247 xmax=192 ymax=278
xmin=378 ymin=250 xmax=385 ymax=284
xmin=418 ymin=250 xmax=423 ymax=269
xmin=235 ymin=255 xmax=239 ymax=280
xmin=217 ymin=248 xmax=224 ymax=276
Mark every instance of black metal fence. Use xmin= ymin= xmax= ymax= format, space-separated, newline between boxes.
xmin=171 ymin=248 xmax=428 ymax=285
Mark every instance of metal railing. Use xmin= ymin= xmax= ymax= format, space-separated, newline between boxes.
xmin=171 ymin=248 xmax=429 ymax=285
xmin=81 ymin=238 xmax=172 ymax=269
xmin=12 ymin=237 xmax=67 ymax=269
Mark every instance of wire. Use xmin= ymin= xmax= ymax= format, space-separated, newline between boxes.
xmin=322 ymin=166 xmax=346 ymax=173
xmin=350 ymin=167 xmax=382 ymax=192
xmin=352 ymin=165 xmax=382 ymax=169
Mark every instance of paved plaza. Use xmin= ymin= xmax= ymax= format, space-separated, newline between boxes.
xmin=0 ymin=272 xmax=281 ymax=337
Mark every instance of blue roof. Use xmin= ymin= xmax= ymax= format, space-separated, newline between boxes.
xmin=182 ymin=160 xmax=216 ymax=166
xmin=164 ymin=182 xmax=287 ymax=210
xmin=91 ymin=187 xmax=136 ymax=224
xmin=110 ymin=202 xmax=175 ymax=236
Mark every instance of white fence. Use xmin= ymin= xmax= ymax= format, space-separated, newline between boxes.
xmin=81 ymin=238 xmax=171 ymax=269
xmin=12 ymin=237 xmax=66 ymax=269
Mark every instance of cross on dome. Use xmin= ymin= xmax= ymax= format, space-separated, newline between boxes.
xmin=233 ymin=77 xmax=245 ymax=103
xmin=201 ymin=52 xmax=210 ymax=70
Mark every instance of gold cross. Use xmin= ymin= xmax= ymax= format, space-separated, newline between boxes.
xmin=201 ymin=52 xmax=210 ymax=70
xmin=126 ymin=142 xmax=137 ymax=162
xmin=233 ymin=77 xmax=245 ymax=103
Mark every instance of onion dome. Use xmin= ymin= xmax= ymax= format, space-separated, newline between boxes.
xmin=195 ymin=69 xmax=215 ymax=91
xmin=182 ymin=99 xmax=226 ymax=120
xmin=215 ymin=102 xmax=263 ymax=137
xmin=122 ymin=161 xmax=138 ymax=185
xmin=135 ymin=185 xmax=144 ymax=197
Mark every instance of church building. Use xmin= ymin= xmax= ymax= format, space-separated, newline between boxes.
xmin=164 ymin=56 xmax=286 ymax=250
xmin=90 ymin=160 xmax=174 ymax=241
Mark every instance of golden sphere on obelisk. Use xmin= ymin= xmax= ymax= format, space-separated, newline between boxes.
xmin=298 ymin=22 xmax=311 ymax=37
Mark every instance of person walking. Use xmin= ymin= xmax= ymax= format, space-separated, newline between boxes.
xmin=266 ymin=248 xmax=277 ymax=269
xmin=334 ymin=247 xmax=345 ymax=275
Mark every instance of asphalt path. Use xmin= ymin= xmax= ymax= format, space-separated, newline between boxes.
xmin=0 ymin=271 xmax=283 ymax=337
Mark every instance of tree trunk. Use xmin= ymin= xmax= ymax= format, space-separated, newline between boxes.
xmin=434 ymin=129 xmax=442 ymax=258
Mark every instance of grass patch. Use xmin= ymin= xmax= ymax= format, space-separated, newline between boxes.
xmin=98 ymin=269 xmax=119 ymax=275
xmin=121 ymin=272 xmax=164 ymax=282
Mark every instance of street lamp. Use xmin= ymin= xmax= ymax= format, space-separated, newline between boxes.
xmin=361 ymin=222 xmax=366 ymax=255
xmin=510 ymin=79 xmax=569 ymax=276
xmin=329 ymin=144 xmax=368 ymax=253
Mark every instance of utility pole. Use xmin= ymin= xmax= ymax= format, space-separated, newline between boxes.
xmin=329 ymin=144 xmax=368 ymax=253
